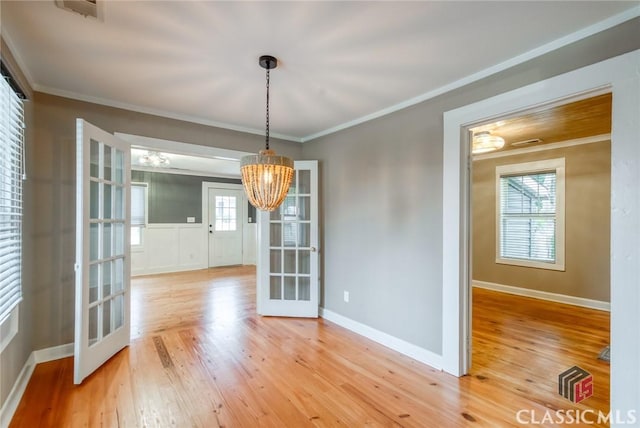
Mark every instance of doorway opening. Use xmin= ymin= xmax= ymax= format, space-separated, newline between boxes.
xmin=468 ymin=93 xmax=612 ymax=415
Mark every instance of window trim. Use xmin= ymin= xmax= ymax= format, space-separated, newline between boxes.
xmin=495 ymin=158 xmax=565 ymax=271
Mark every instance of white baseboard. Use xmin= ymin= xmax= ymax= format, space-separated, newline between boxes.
xmin=0 ymin=343 xmax=73 ymax=428
xmin=472 ymin=280 xmax=610 ymax=311
xmin=131 ymin=263 xmax=207 ymax=277
xmin=319 ymin=308 xmax=443 ymax=370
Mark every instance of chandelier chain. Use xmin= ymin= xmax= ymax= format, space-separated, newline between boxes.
xmin=265 ymin=68 xmax=270 ymax=150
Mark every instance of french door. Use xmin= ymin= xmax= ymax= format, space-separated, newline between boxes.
xmin=74 ymin=119 xmax=130 ymax=384
xmin=208 ymin=188 xmax=244 ymax=267
xmin=257 ymin=161 xmax=319 ymax=317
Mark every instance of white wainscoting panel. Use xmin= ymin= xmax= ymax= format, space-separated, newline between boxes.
xmin=243 ymin=223 xmax=257 ymax=265
xmin=131 ymin=224 xmax=207 ymax=276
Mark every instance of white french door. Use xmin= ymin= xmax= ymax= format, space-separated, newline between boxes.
xmin=257 ymin=161 xmax=318 ymax=317
xmin=74 ymin=119 xmax=130 ymax=384
xmin=208 ymin=188 xmax=244 ymax=267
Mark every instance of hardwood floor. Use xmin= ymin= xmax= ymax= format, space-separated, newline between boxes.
xmin=10 ymin=268 xmax=610 ymax=427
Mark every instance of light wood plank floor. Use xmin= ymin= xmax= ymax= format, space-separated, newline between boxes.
xmin=10 ymin=267 xmax=610 ymax=427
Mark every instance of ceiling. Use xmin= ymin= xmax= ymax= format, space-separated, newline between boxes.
xmin=131 ymin=148 xmax=240 ymax=178
xmin=471 ymin=93 xmax=612 ymax=153
xmin=2 ymin=1 xmax=637 ymax=142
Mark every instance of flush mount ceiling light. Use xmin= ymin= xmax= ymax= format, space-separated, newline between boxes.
xmin=241 ymin=55 xmax=294 ymax=212
xmin=472 ymin=131 xmax=505 ymax=154
xmin=138 ymin=151 xmax=170 ymax=167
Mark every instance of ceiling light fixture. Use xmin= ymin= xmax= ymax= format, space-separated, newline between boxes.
xmin=241 ymin=55 xmax=294 ymax=212
xmin=138 ymin=151 xmax=170 ymax=167
xmin=472 ymin=131 xmax=505 ymax=154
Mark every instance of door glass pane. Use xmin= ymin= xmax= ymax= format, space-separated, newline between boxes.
xmin=270 ymin=250 xmax=281 ymax=273
xmin=113 ymin=223 xmax=124 ymax=256
xmin=299 ymin=250 xmax=310 ymax=274
xmin=114 ymin=149 xmax=124 ymax=184
xmin=298 ymin=170 xmax=310 ymax=194
xmin=102 ymin=261 xmax=112 ymax=298
xmin=103 ymin=223 xmax=112 ymax=258
xmin=282 ymin=196 xmax=297 ymax=218
xmin=298 ymin=223 xmax=310 ymax=247
xmin=113 ymin=294 xmax=124 ymax=330
xmin=299 ymin=277 xmax=310 ymax=301
xmin=284 ymin=277 xmax=296 ymax=300
xmin=113 ymin=258 xmax=124 ymax=293
xmin=270 ymin=206 xmax=281 ymax=221
xmin=88 ymin=305 xmax=98 ymax=346
xmin=104 ymin=145 xmax=112 ymax=181
xmin=283 ymin=223 xmax=296 ymax=247
xmin=289 ymin=170 xmax=297 ymax=194
xmin=215 ymin=196 xmax=237 ymax=231
xmin=103 ymin=184 xmax=112 ymax=220
xmin=103 ymin=299 xmax=112 ymax=338
xmin=114 ymin=186 xmax=124 ymax=220
xmin=90 ymin=181 xmax=99 ymax=219
xmin=270 ymin=223 xmax=282 ymax=247
xmin=90 ymin=140 xmax=99 ymax=178
xmin=298 ymin=196 xmax=310 ymax=221
xmin=89 ymin=264 xmax=99 ymax=304
xmin=284 ymin=250 xmax=296 ymax=273
xmin=269 ymin=276 xmax=282 ymax=300
xmin=90 ymin=223 xmax=99 ymax=261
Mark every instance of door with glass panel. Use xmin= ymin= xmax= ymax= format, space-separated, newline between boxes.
xmin=257 ymin=161 xmax=318 ymax=317
xmin=74 ymin=119 xmax=130 ymax=384
xmin=208 ymin=188 xmax=243 ymax=267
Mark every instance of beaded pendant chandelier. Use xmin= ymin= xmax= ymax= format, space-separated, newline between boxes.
xmin=241 ymin=55 xmax=294 ymax=212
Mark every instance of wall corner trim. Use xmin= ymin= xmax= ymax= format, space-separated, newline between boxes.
xmin=472 ymin=280 xmax=610 ymax=312
xmin=0 ymin=343 xmax=73 ymax=427
xmin=319 ymin=307 xmax=443 ymax=370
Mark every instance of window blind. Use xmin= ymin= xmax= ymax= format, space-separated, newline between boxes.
xmin=499 ymin=172 xmax=557 ymax=263
xmin=0 ymin=74 xmax=25 ymax=324
xmin=131 ymin=184 xmax=146 ymax=226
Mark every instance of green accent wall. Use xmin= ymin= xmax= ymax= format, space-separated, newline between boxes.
xmin=131 ymin=170 xmax=240 ymax=223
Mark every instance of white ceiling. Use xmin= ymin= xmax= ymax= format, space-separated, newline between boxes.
xmin=2 ymin=1 xmax=638 ymax=142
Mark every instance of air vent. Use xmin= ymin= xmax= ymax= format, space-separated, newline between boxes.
xmin=54 ymin=0 xmax=102 ymax=20
xmin=511 ymin=138 xmax=543 ymax=147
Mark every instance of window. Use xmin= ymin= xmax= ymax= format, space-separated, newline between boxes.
xmin=496 ymin=158 xmax=565 ymax=271
xmin=215 ymin=196 xmax=237 ymax=231
xmin=0 ymin=67 xmax=25 ymax=329
xmin=131 ymin=183 xmax=147 ymax=246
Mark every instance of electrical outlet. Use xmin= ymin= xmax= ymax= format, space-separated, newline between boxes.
xmin=187 ymin=217 xmax=195 ymax=223
xmin=343 ymin=291 xmax=349 ymax=303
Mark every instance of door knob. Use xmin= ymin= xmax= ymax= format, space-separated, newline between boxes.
xmin=310 ymin=246 xmax=317 ymax=252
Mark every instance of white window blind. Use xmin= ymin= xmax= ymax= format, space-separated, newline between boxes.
xmin=131 ymin=184 xmax=146 ymax=226
xmin=500 ymin=172 xmax=556 ymax=262
xmin=131 ymin=183 xmax=146 ymax=246
xmin=0 ymin=73 xmax=25 ymax=324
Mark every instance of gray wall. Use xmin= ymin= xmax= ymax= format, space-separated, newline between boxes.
xmin=131 ymin=170 xmax=240 ymax=223
xmin=301 ymin=18 xmax=640 ymax=354
xmin=472 ymin=141 xmax=611 ymax=302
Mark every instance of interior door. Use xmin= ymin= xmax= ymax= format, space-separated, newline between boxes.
xmin=208 ymin=188 xmax=243 ymax=267
xmin=74 ymin=119 xmax=130 ymax=384
xmin=257 ymin=161 xmax=318 ymax=317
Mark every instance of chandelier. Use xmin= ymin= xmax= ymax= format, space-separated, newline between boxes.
xmin=138 ymin=151 xmax=170 ymax=167
xmin=241 ymin=55 xmax=294 ymax=212
xmin=472 ymin=131 xmax=505 ymax=154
